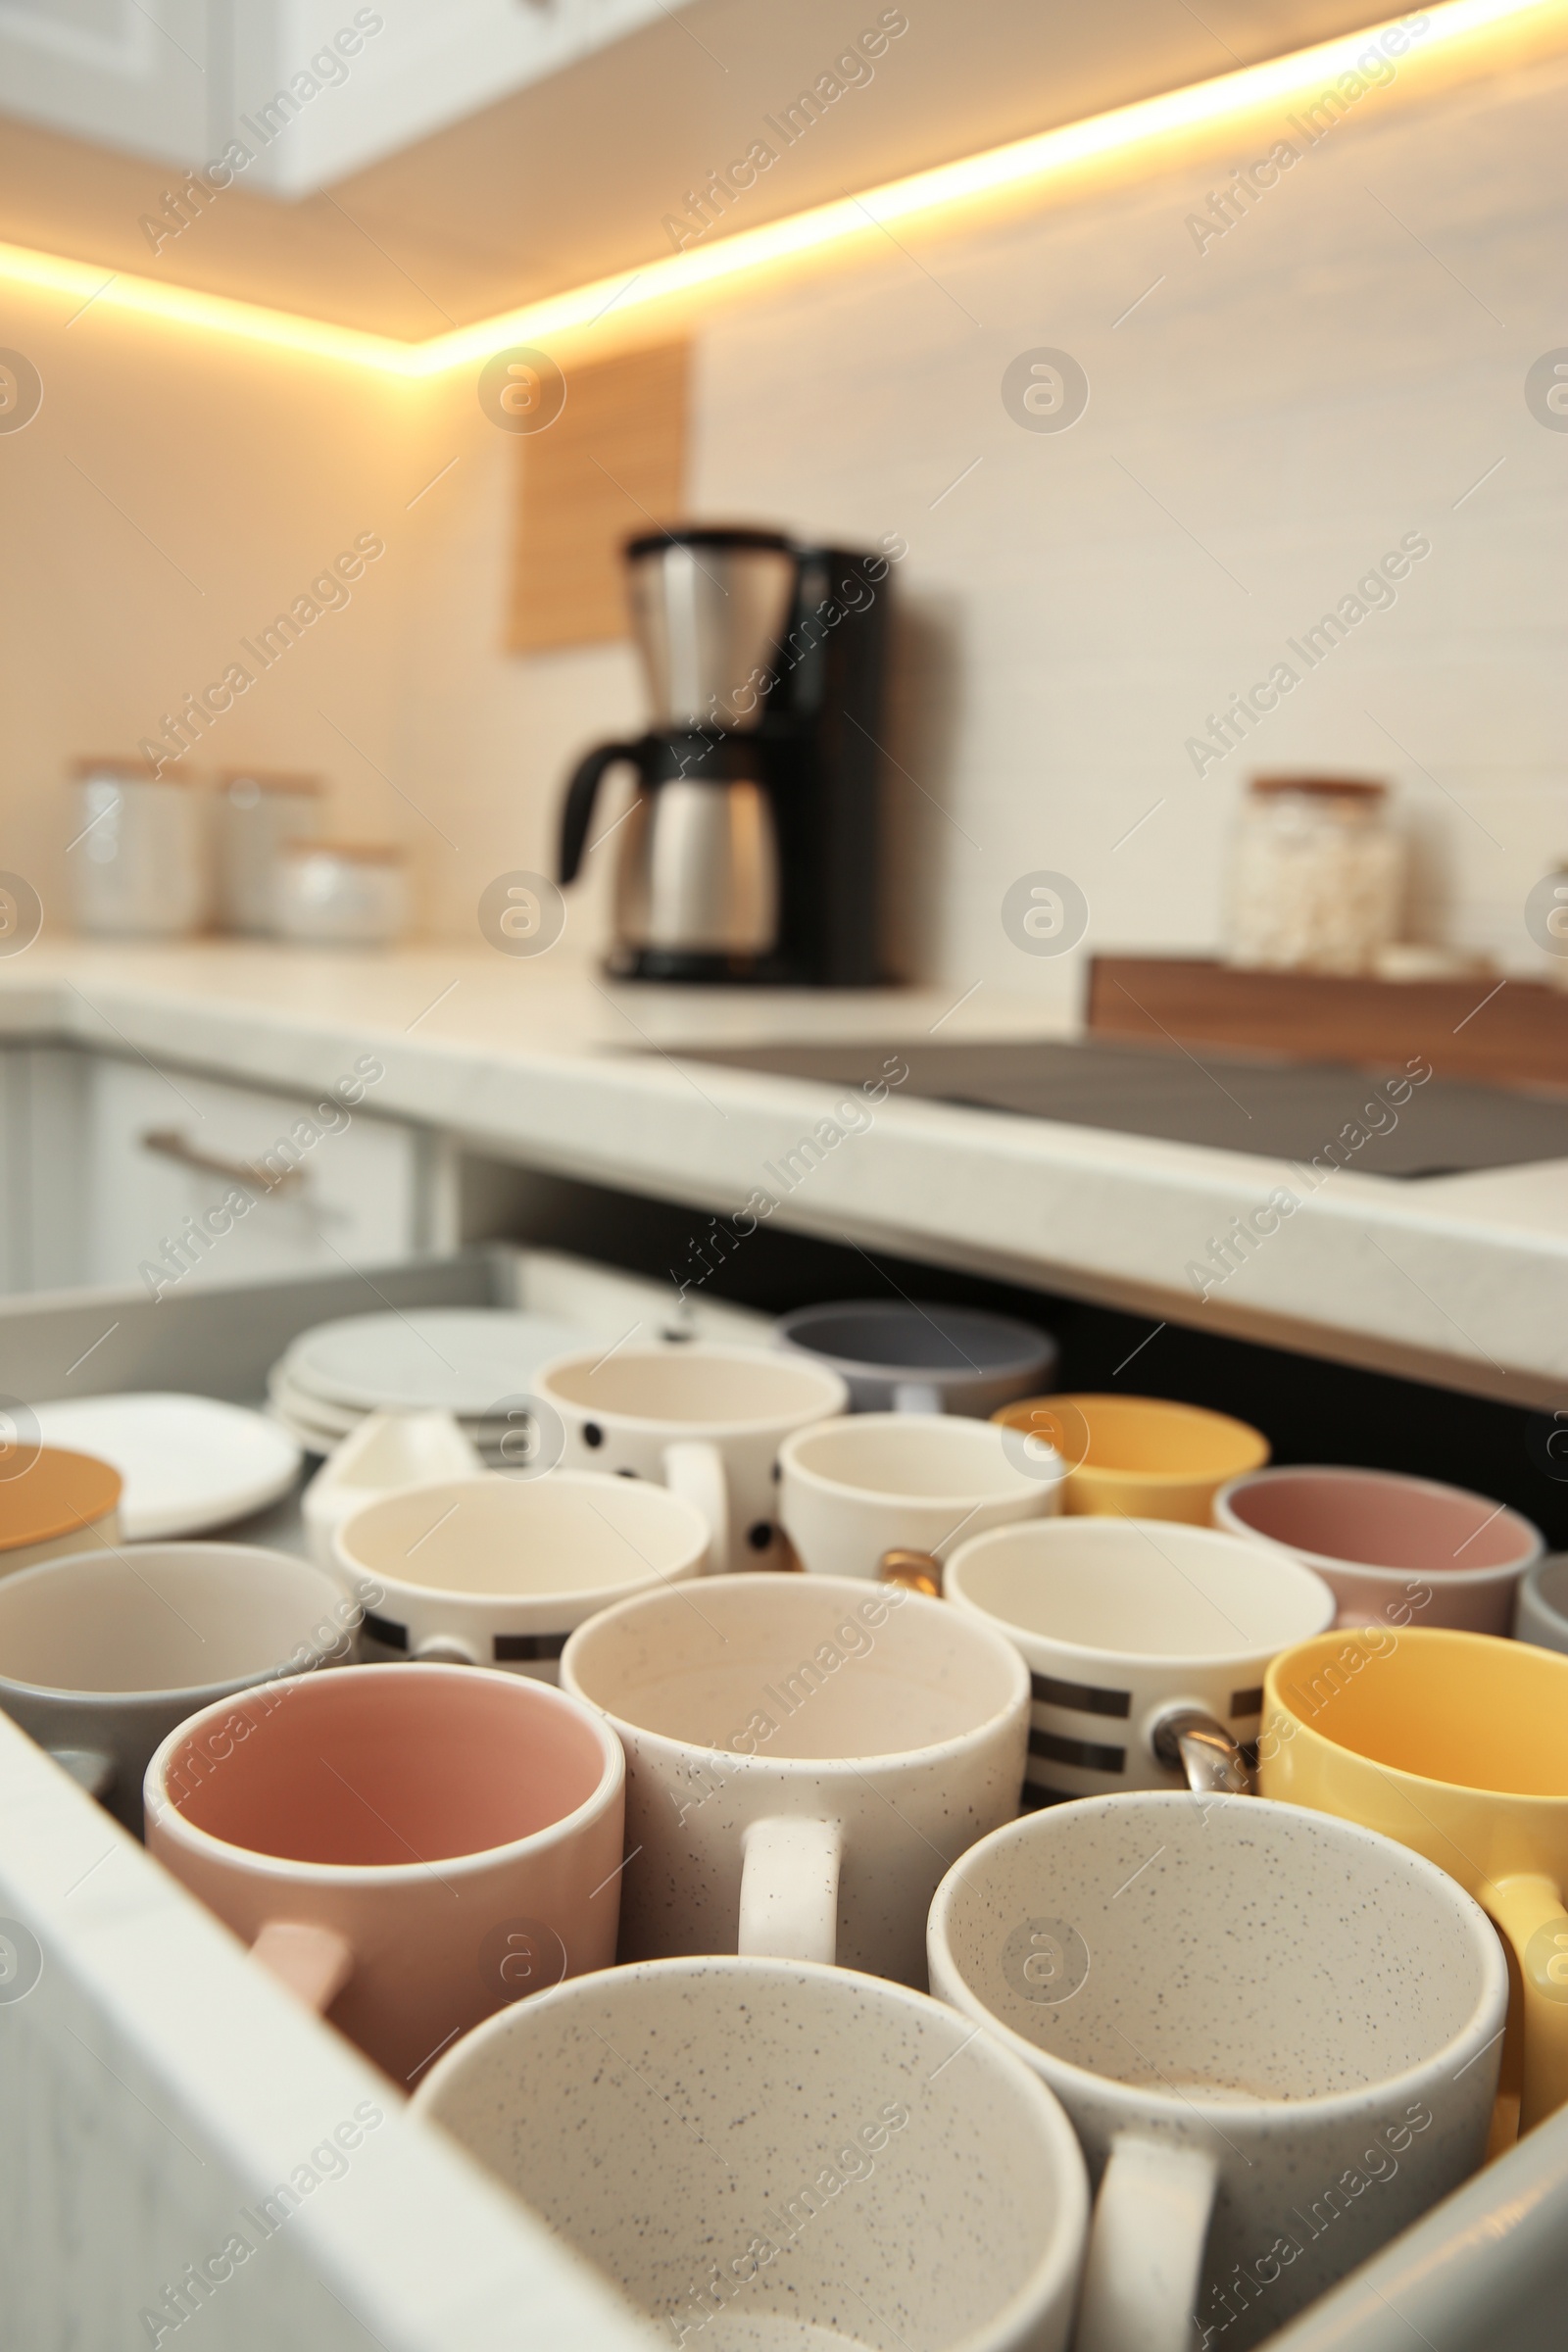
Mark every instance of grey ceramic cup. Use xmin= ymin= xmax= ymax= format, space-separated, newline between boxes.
xmin=0 ymin=1542 xmax=360 ymax=1834
xmin=415 ymin=1953 xmax=1090 ymax=2352
xmin=776 ymin=1299 xmax=1057 ymax=1415
xmin=928 ymin=1793 xmax=1507 ymax=2352
xmin=1515 ymin=1554 xmax=1568 ymax=1652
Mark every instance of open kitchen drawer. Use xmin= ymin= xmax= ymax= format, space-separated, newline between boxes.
xmin=0 ymin=1250 xmax=1565 ymax=2350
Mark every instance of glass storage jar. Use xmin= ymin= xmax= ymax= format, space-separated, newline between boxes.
xmin=1226 ymin=776 xmax=1402 ymax=974
xmin=276 ymin=842 xmax=408 ymax=946
xmin=71 ymin=759 xmax=206 ymax=939
xmin=217 ymin=770 xmax=322 ymax=935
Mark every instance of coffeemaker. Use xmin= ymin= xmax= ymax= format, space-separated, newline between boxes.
xmin=557 ymin=526 xmax=889 ymax=984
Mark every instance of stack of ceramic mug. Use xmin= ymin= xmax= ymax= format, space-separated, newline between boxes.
xmin=0 ymin=1301 xmax=1564 ymax=2352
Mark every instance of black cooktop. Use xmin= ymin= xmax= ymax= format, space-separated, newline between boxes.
xmin=680 ymin=1036 xmax=1568 ymax=1179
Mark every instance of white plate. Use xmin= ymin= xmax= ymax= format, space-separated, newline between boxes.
xmin=28 ymin=1394 xmax=303 ymax=1542
xmin=280 ymin=1310 xmax=603 ymax=1419
xmin=268 ymin=1365 xmax=505 ymax=1443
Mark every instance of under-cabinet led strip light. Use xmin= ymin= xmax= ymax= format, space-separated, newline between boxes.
xmin=0 ymin=0 xmax=1552 ymax=375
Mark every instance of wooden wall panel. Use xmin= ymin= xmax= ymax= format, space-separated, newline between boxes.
xmin=507 ymin=339 xmax=688 ymax=655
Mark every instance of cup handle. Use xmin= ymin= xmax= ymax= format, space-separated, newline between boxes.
xmin=412 ymin=1633 xmax=485 ymax=1665
xmin=892 ymin=1381 xmax=944 ymax=1413
xmin=1076 ymin=2133 xmax=1219 ymax=2352
xmin=251 ymin=1920 xmax=356 ymax=2016
xmin=1488 ymin=1873 xmax=1568 ymax=2132
xmin=49 ymin=1747 xmax=117 ymax=1802
xmin=738 ymin=1816 xmax=843 ymax=1964
xmin=878 ymin=1548 xmax=943 ymax=1596
xmin=662 ymin=1439 xmax=729 ymax=1573
xmin=1150 ymin=1707 xmax=1253 ymax=1797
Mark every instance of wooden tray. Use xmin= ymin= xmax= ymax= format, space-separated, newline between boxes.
xmin=1087 ymin=957 xmax=1568 ymax=1091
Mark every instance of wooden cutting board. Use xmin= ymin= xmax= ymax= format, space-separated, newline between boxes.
xmin=1087 ymin=958 xmax=1568 ymax=1092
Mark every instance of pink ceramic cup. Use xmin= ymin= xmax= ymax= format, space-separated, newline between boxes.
xmin=144 ymin=1662 xmax=624 ymax=2085
xmin=1213 ymin=1465 xmax=1543 ymax=1634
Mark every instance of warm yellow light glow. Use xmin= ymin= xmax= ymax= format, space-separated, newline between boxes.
xmin=0 ymin=237 xmax=411 ymax=370
xmin=0 ymin=0 xmax=1555 ymax=377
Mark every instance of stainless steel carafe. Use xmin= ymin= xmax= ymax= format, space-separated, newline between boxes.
xmin=627 ymin=531 xmax=798 ymax=729
xmin=559 ymin=529 xmax=798 ymax=976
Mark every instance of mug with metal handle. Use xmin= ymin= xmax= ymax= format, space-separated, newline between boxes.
xmin=942 ymin=1517 xmax=1334 ymax=1807
xmin=1150 ymin=1705 xmax=1252 ymax=1796
xmin=880 ymin=1547 xmax=1255 ymax=1794
xmin=878 ymin=1545 xmax=943 ymax=1596
xmin=781 ymin=1410 xmax=1060 ymax=1583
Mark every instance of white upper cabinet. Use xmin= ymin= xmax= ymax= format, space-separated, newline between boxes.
xmin=0 ymin=0 xmax=684 ymax=195
xmin=0 ymin=0 xmax=210 ymax=167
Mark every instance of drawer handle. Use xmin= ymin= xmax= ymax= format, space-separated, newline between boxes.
xmin=138 ymin=1126 xmax=305 ymax=1197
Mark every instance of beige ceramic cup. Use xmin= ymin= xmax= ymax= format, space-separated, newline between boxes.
xmin=562 ymin=1571 xmax=1028 ymax=1985
xmin=416 ymin=1954 xmax=1091 ymax=2352
xmin=780 ymin=1411 xmax=1062 ymax=1584
xmin=333 ymin=1470 xmax=711 ymax=1676
xmin=145 ymin=1662 xmax=624 ymax=2084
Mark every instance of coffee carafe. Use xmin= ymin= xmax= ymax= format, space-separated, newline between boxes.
xmin=558 ymin=525 xmax=889 ymax=985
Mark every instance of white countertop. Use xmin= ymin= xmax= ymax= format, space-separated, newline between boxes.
xmin=3 ymin=940 xmax=1565 ymax=1405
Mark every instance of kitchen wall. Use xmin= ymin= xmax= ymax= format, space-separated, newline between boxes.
xmin=3 ymin=33 xmax=1565 ymax=1006
xmin=0 ymin=301 xmax=425 ymax=902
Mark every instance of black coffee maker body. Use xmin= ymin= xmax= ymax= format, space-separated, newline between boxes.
xmin=558 ymin=526 xmax=888 ymax=985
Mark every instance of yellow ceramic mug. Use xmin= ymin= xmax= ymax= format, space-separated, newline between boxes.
xmin=1260 ymin=1625 xmax=1568 ymax=2131
xmin=991 ymin=1392 xmax=1268 ymax=1523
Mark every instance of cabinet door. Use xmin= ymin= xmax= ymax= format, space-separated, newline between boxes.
xmin=228 ymin=0 xmax=679 ymax=194
xmin=0 ymin=0 xmax=210 ymax=169
xmin=84 ymin=1057 xmax=426 ymax=1297
xmin=0 ymin=1047 xmax=88 ymax=1296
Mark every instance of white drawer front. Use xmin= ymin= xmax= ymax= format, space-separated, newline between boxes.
xmin=85 ymin=1056 xmax=423 ymax=1298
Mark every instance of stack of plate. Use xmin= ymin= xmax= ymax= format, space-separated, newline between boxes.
xmin=267 ymin=1309 xmax=605 ymax=1461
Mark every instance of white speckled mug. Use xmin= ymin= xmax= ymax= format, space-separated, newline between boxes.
xmin=415 ymin=1954 xmax=1090 ymax=2352
xmin=562 ymin=1572 xmax=1029 ymax=1985
xmin=928 ymin=1793 xmax=1508 ymax=2352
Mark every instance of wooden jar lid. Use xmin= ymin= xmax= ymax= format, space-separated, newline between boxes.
xmin=0 ymin=1447 xmax=122 ymax=1553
